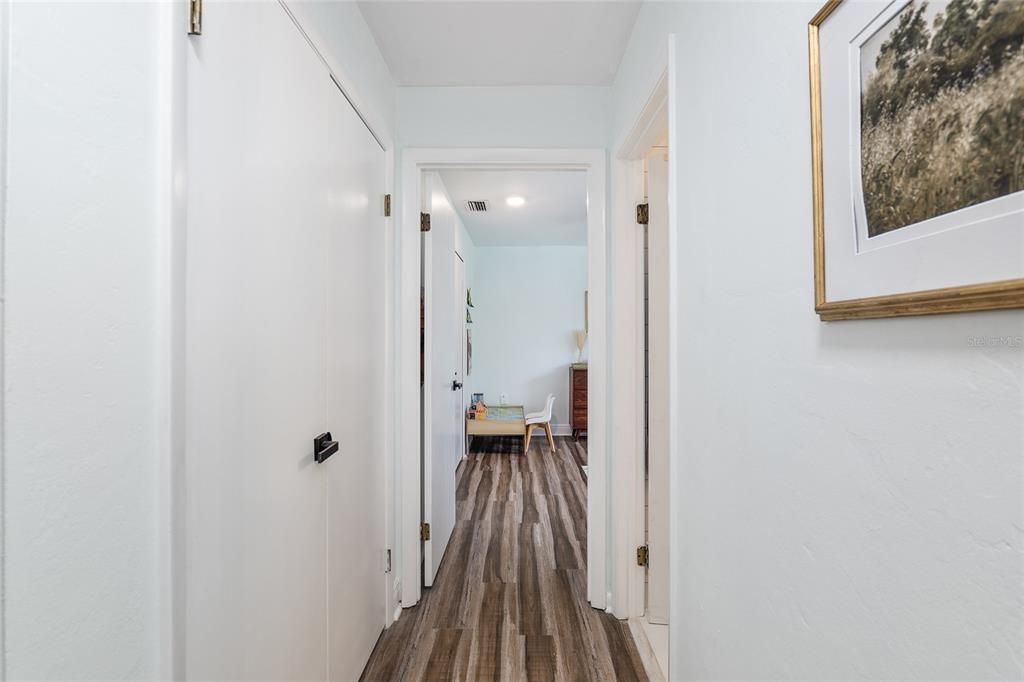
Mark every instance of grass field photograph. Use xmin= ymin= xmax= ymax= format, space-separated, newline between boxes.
xmin=860 ymin=0 xmax=1024 ymax=237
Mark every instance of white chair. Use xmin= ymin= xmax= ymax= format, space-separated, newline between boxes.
xmin=524 ymin=394 xmax=556 ymax=453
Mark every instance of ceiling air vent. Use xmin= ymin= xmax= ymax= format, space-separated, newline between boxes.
xmin=465 ymin=200 xmax=489 ymax=212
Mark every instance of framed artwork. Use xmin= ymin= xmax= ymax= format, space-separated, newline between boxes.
xmin=808 ymin=0 xmax=1024 ymax=320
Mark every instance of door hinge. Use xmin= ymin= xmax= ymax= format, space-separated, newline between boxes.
xmin=420 ymin=212 xmax=431 ymax=232
xmin=384 ymin=549 xmax=392 ymax=573
xmin=420 ymin=522 xmax=431 ymax=541
xmin=384 ymin=194 xmax=392 ymax=217
xmin=636 ymin=545 xmax=649 ymax=567
xmin=188 ymin=0 xmax=202 ymax=35
xmin=636 ymin=203 xmax=649 ymax=225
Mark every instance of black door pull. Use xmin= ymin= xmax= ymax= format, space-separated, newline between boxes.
xmin=452 ymin=380 xmax=463 ymax=391
xmin=314 ymin=432 xmax=338 ymax=463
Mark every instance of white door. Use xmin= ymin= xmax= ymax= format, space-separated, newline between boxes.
xmin=455 ymin=253 xmax=467 ymax=459
xmin=646 ymin=148 xmax=671 ymax=625
xmin=423 ymin=177 xmax=461 ymax=585
xmin=185 ymin=2 xmax=385 ymax=677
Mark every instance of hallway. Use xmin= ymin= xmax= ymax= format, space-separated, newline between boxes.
xmin=5 ymin=1 xmax=1023 ymax=679
xmin=361 ymin=437 xmax=646 ymax=681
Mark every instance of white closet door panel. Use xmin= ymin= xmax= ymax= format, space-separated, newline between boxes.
xmin=324 ymin=85 xmax=387 ymax=681
xmin=185 ymin=2 xmax=330 ymax=678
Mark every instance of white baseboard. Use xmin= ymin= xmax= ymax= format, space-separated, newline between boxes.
xmin=627 ymin=618 xmax=666 ymax=682
xmin=528 ymin=423 xmax=572 ymax=437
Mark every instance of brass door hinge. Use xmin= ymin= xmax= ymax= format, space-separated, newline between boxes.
xmin=188 ymin=0 xmax=202 ymax=35
xmin=420 ymin=522 xmax=431 ymax=541
xmin=420 ymin=212 xmax=431 ymax=232
xmin=384 ymin=194 xmax=392 ymax=217
xmin=636 ymin=203 xmax=649 ymax=225
xmin=636 ymin=545 xmax=649 ymax=567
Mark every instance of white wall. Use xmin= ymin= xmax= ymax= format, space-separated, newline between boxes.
xmin=471 ymin=247 xmax=587 ymax=435
xmin=3 ymin=3 xmax=169 ymax=677
xmin=398 ymin=86 xmax=610 ymax=148
xmin=614 ymin=3 xmax=1024 ymax=679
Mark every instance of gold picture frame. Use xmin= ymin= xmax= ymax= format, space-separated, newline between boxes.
xmin=808 ymin=0 xmax=1024 ymax=321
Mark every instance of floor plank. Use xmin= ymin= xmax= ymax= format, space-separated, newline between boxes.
xmin=360 ymin=436 xmax=647 ymax=681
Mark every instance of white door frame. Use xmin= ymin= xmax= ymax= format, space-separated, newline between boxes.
xmin=397 ymin=148 xmax=608 ymax=610
xmin=609 ymin=35 xmax=676 ymax=631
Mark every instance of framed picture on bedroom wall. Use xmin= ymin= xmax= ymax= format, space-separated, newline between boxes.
xmin=808 ymin=0 xmax=1024 ymax=320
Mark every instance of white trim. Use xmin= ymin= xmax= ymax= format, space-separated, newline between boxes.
xmin=398 ymin=148 xmax=608 ymax=611
xmin=616 ymin=72 xmax=669 ymax=161
xmin=540 ymin=424 xmax=574 ymax=438
xmin=665 ymin=41 xmax=680 ymax=682
xmin=612 ymin=66 xmax=670 ymax=621
xmin=0 ymin=2 xmax=9 ymax=674
xmin=609 ymin=153 xmax=642 ymax=620
xmin=381 ymin=141 xmax=397 ymax=630
xmin=627 ymin=618 xmax=667 ymax=682
xmin=609 ymin=36 xmax=677 ymax=677
xmin=420 ymin=172 xmax=435 ymax=586
xmin=156 ymin=5 xmax=188 ymax=680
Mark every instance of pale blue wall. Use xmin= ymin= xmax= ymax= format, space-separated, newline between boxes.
xmin=398 ymin=86 xmax=609 ymax=148
xmin=469 ymin=246 xmax=587 ymax=433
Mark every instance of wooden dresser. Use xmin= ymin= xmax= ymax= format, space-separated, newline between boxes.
xmin=570 ymin=364 xmax=588 ymax=440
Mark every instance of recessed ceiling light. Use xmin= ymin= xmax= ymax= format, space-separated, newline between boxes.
xmin=506 ymin=195 xmax=526 ymax=207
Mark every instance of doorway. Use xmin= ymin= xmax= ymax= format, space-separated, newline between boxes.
xmin=397 ymin=149 xmax=609 ymax=613
xmin=420 ymin=171 xmax=470 ymax=586
xmin=640 ymin=138 xmax=671 ymax=675
xmin=419 ymin=166 xmax=591 ymax=594
xmin=612 ymin=58 xmax=674 ymax=680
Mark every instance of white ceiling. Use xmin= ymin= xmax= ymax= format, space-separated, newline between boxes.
xmin=438 ymin=169 xmax=587 ymax=246
xmin=358 ymin=1 xmax=642 ymax=86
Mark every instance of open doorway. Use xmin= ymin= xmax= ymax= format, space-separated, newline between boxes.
xmin=416 ymin=164 xmax=596 ymax=592
xmin=375 ymin=148 xmax=634 ymax=677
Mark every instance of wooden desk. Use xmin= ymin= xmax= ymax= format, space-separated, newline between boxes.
xmin=466 ymin=405 xmax=526 ymax=452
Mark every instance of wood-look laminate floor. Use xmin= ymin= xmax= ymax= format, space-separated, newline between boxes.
xmin=361 ymin=436 xmax=647 ymax=681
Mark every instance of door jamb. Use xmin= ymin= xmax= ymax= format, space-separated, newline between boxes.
xmin=397 ymin=148 xmax=608 ymax=612
xmin=609 ymin=35 xmax=676 ymax=638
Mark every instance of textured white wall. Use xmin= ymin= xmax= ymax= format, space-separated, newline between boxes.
xmin=3 ymin=3 xmax=165 ymax=677
xmin=470 ymin=247 xmax=587 ymax=434
xmin=614 ymin=3 xmax=1024 ymax=679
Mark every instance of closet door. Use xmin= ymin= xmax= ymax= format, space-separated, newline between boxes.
xmin=185 ymin=2 xmax=331 ymax=677
xmin=323 ymin=80 xmax=388 ymax=681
